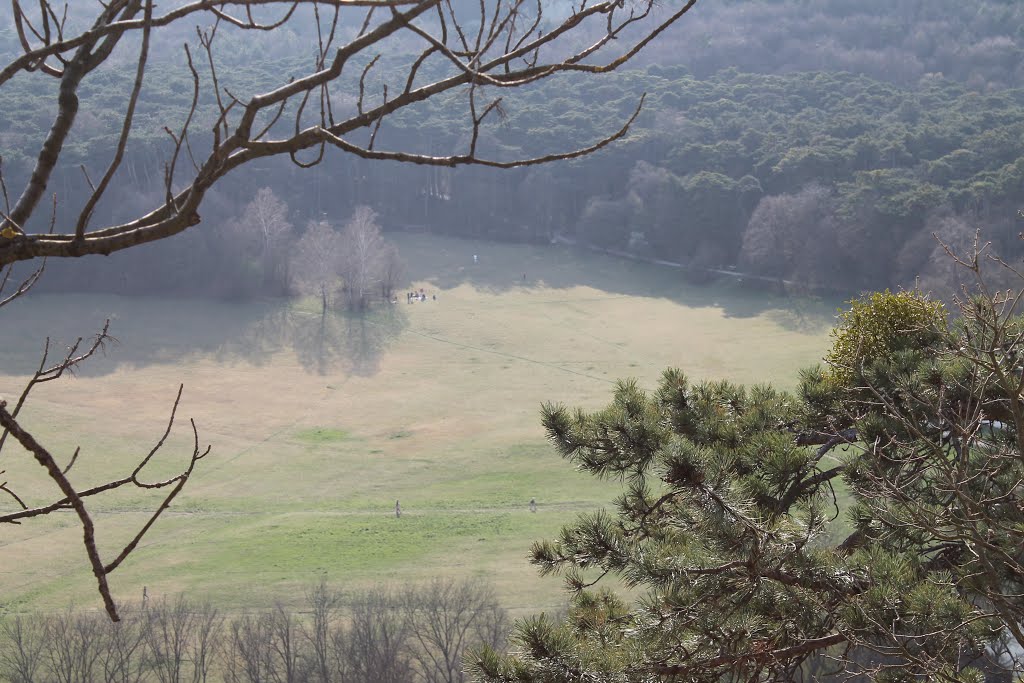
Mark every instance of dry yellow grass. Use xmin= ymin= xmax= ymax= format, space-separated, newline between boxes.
xmin=0 ymin=234 xmax=834 ymax=616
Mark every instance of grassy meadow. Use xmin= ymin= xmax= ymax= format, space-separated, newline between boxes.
xmin=0 ymin=234 xmax=837 ymax=617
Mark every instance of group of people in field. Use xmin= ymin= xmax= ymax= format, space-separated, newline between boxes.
xmin=404 ymin=288 xmax=435 ymax=304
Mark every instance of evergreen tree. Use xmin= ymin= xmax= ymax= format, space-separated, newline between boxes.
xmin=472 ymin=244 xmax=1024 ymax=682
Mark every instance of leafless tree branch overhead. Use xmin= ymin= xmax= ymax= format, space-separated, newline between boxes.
xmin=0 ymin=0 xmax=697 ymax=267
xmin=0 ymin=0 xmax=696 ymax=620
xmin=0 ymin=382 xmax=210 ymax=622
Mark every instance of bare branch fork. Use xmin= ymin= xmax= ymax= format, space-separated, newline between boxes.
xmin=0 ymin=386 xmax=210 ymax=622
xmin=0 ymin=0 xmax=698 ymax=267
xmin=0 ymin=312 xmax=209 ymax=623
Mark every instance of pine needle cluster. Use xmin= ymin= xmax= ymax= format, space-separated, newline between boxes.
xmin=471 ymin=287 xmax=1024 ymax=683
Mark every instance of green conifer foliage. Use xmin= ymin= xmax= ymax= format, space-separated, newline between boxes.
xmin=472 ymin=261 xmax=1024 ymax=682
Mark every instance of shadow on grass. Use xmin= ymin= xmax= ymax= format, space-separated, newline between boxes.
xmin=0 ymin=294 xmax=408 ymax=378
xmin=392 ymin=232 xmax=844 ymax=322
xmin=764 ymin=296 xmax=837 ymax=334
xmin=0 ymin=234 xmax=836 ymax=378
xmin=278 ymin=306 xmax=408 ymax=376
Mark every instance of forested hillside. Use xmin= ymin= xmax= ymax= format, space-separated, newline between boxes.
xmin=2 ymin=0 xmax=1021 ymax=295
xmin=645 ymin=0 xmax=1024 ymax=89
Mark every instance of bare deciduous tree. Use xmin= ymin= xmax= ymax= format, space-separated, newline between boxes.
xmin=146 ymin=597 xmax=194 ymax=683
xmin=301 ymin=580 xmax=345 ymax=683
xmin=402 ymin=578 xmax=508 ymax=683
xmin=739 ymin=183 xmax=836 ymax=285
xmin=188 ymin=602 xmax=224 ymax=683
xmin=224 ymin=187 xmax=296 ymax=294
xmin=290 ymin=219 xmax=344 ymax=317
xmin=346 ymin=588 xmax=415 ymax=683
xmin=266 ymin=603 xmax=305 ymax=683
xmin=99 ymin=607 xmax=148 ymax=683
xmin=379 ymin=242 xmax=407 ymax=302
xmin=144 ymin=596 xmax=222 ymax=683
xmin=45 ymin=608 xmax=103 ymax=683
xmin=339 ymin=206 xmax=385 ymax=311
xmin=0 ymin=0 xmax=699 ymax=619
xmin=0 ymin=615 xmax=47 ymax=683
xmin=225 ymin=612 xmax=273 ymax=683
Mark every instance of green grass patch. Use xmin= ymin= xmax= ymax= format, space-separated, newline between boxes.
xmin=294 ymin=427 xmax=351 ymax=443
xmin=0 ymin=233 xmax=835 ymax=616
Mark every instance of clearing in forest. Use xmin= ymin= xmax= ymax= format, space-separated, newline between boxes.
xmin=0 ymin=234 xmax=834 ymax=616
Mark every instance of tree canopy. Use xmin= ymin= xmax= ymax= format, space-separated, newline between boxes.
xmin=4 ymin=58 xmax=1023 ymax=295
xmin=472 ymin=246 xmax=1024 ymax=682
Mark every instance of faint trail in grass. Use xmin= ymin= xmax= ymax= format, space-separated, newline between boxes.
xmin=2 ymin=502 xmax=601 ymax=520
xmin=203 ymin=377 xmax=352 ymax=474
xmin=527 ymin=300 xmax=628 ymax=350
xmin=405 ymin=328 xmax=615 ymax=385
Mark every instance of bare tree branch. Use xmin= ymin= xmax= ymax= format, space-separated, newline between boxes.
xmin=0 ymin=0 xmax=697 ymax=267
xmin=0 ymin=384 xmax=209 ymax=621
xmin=0 ymin=0 xmax=697 ymax=622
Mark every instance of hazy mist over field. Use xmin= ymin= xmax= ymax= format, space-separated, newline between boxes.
xmin=1 ymin=0 xmax=1022 ymax=298
xmin=2 ymin=1 xmax=1023 ymax=681
xmin=0 ymin=233 xmax=835 ymax=609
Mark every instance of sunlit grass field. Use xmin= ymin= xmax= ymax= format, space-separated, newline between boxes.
xmin=0 ymin=234 xmax=836 ymax=617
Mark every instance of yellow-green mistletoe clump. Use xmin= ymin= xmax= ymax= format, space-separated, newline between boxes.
xmin=825 ymin=289 xmax=946 ymax=385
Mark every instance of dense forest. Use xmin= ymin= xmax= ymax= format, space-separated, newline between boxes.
xmin=2 ymin=0 xmax=1022 ymax=296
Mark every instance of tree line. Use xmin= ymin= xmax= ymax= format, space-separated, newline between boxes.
xmin=3 ymin=0 xmax=1020 ymax=91
xmin=7 ymin=64 xmax=1023 ymax=298
xmin=0 ymin=578 xmax=507 ymax=683
xmin=215 ymin=193 xmax=405 ymax=312
xmin=638 ymin=0 xmax=1024 ymax=90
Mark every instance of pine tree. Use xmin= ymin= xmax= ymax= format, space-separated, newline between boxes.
xmin=471 ymin=246 xmax=1024 ymax=682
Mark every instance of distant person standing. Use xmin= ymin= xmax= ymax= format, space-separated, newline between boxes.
xmin=473 ymin=254 xmax=478 ymax=264
xmin=529 ymin=497 xmax=537 ymax=513
xmin=395 ymin=500 xmax=402 ymax=518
